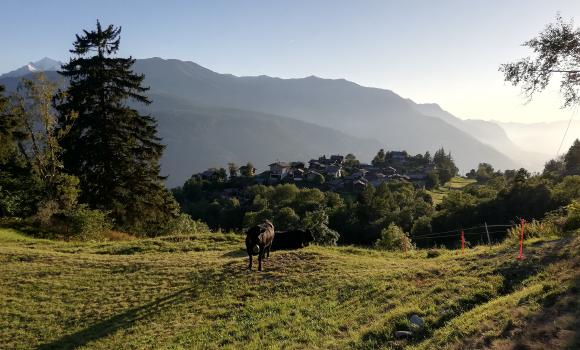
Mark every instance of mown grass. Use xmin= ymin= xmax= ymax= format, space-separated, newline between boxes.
xmin=427 ymin=177 xmax=476 ymax=205
xmin=0 ymin=228 xmax=577 ymax=349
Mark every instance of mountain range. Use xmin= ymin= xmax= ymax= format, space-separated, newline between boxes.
xmin=0 ymin=57 xmax=62 ymax=79
xmin=0 ymin=57 xmax=571 ymax=187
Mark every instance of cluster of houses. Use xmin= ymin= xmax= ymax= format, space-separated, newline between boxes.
xmin=265 ymin=152 xmax=435 ymax=191
xmin=194 ymin=151 xmax=436 ymax=193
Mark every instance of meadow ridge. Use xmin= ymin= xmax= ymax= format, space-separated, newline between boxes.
xmin=425 ymin=177 xmax=476 ymax=206
xmin=0 ymin=228 xmax=578 ymax=350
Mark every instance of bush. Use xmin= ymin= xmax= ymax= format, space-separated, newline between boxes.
xmin=35 ymin=200 xmax=61 ymax=229
xmin=303 ymin=210 xmax=339 ymax=245
xmin=564 ymin=200 xmax=580 ymax=231
xmin=275 ymin=207 xmax=300 ymax=230
xmin=425 ymin=171 xmax=439 ymax=190
xmin=65 ymin=205 xmax=111 ymax=241
xmin=243 ymin=209 xmax=273 ymax=229
xmin=411 ymin=216 xmax=432 ymax=236
xmin=375 ymin=223 xmax=415 ymax=252
xmin=507 ymin=219 xmax=559 ymax=240
xmin=163 ymin=213 xmax=211 ymax=235
xmin=426 ymin=250 xmax=441 ymax=258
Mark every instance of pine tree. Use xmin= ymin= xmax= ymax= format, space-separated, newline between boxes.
xmin=56 ymin=21 xmax=178 ymax=234
xmin=564 ymin=139 xmax=580 ymax=175
xmin=0 ymin=85 xmax=26 ymax=161
xmin=433 ymin=148 xmax=458 ymax=184
xmin=372 ymin=149 xmax=386 ymax=166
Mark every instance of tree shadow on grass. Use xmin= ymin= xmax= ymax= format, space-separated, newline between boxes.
xmin=356 ymin=237 xmax=577 ymax=349
xmin=499 ymin=268 xmax=579 ymax=350
xmin=494 ymin=237 xmax=573 ymax=293
xmin=221 ymin=248 xmax=247 ymax=258
xmin=37 ymin=287 xmax=197 ymax=350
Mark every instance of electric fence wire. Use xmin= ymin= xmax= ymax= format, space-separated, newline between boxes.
xmin=556 ymin=103 xmax=579 ymax=157
xmin=410 ymin=226 xmax=515 ymax=241
xmin=410 ymin=223 xmax=516 ymax=239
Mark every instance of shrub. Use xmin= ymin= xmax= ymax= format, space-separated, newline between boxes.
xmin=303 ymin=210 xmax=339 ymax=245
xmin=507 ymin=219 xmax=559 ymax=240
xmin=163 ymin=213 xmax=211 ymax=235
xmin=35 ymin=200 xmax=60 ymax=229
xmin=103 ymin=230 xmax=136 ymax=241
xmin=411 ymin=216 xmax=432 ymax=236
xmin=275 ymin=207 xmax=300 ymax=230
xmin=425 ymin=171 xmax=439 ymax=190
xmin=426 ymin=250 xmax=441 ymax=258
xmin=564 ymin=200 xmax=580 ymax=231
xmin=65 ymin=205 xmax=111 ymax=241
xmin=243 ymin=209 xmax=273 ymax=229
xmin=375 ymin=223 xmax=415 ymax=252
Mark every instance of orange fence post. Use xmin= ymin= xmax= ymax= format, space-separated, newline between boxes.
xmin=461 ymin=230 xmax=465 ymax=255
xmin=517 ymin=219 xmax=525 ymax=260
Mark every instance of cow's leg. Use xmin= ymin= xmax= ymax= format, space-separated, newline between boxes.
xmin=266 ymin=245 xmax=271 ymax=258
xmin=258 ymin=247 xmax=264 ymax=271
xmin=247 ymin=251 xmax=253 ymax=270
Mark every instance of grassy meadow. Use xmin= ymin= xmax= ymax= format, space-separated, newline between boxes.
xmin=0 ymin=227 xmax=578 ymax=350
xmin=426 ymin=177 xmax=476 ymax=206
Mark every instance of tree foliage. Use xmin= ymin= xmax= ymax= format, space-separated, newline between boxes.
xmin=56 ymin=21 xmax=178 ymax=234
xmin=375 ymin=223 xmax=414 ymax=252
xmin=433 ymin=148 xmax=458 ymax=184
xmin=500 ymin=15 xmax=580 ymax=107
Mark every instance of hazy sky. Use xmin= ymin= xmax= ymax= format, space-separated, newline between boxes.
xmin=2 ymin=0 xmax=580 ymax=123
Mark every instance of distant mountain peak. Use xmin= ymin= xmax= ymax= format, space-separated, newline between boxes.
xmin=0 ymin=57 xmax=63 ymax=79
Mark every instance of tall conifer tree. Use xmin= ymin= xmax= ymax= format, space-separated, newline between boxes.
xmin=56 ymin=21 xmax=178 ymax=233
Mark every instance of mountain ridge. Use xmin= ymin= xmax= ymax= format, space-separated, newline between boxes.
xmin=131 ymin=57 xmax=520 ymax=172
xmin=1 ymin=57 xmax=535 ymax=185
xmin=0 ymin=57 xmax=63 ymax=79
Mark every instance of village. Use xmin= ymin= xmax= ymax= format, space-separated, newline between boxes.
xmin=195 ymin=150 xmax=437 ymax=193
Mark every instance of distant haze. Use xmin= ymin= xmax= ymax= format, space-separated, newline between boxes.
xmin=2 ymin=1 xmax=580 ymax=124
xmin=5 ymin=57 xmax=575 ymax=186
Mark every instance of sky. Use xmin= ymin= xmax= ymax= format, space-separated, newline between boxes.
xmin=1 ymin=0 xmax=580 ymax=123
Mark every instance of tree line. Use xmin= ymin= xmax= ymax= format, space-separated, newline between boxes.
xmin=173 ymin=141 xmax=580 ymax=247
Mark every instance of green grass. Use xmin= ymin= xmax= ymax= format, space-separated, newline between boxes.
xmin=427 ymin=177 xmax=476 ymax=205
xmin=0 ymin=228 xmax=578 ymax=349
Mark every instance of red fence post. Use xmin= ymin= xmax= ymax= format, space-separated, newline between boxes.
xmin=517 ymin=219 xmax=525 ymax=260
xmin=461 ymin=230 xmax=465 ymax=255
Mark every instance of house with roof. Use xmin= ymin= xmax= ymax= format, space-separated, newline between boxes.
xmin=388 ymin=173 xmax=411 ymax=181
xmin=239 ymin=164 xmax=256 ymax=177
xmin=329 ymin=155 xmax=344 ymax=164
xmin=308 ymin=160 xmax=326 ymax=171
xmin=306 ymin=170 xmax=324 ymax=182
xmin=269 ymin=162 xmax=292 ymax=181
xmin=352 ymin=178 xmax=368 ymax=192
xmin=325 ymin=164 xmax=343 ymax=178
xmin=292 ymin=168 xmax=305 ymax=181
xmin=385 ymin=166 xmax=397 ymax=175
xmin=291 ymin=161 xmax=306 ymax=169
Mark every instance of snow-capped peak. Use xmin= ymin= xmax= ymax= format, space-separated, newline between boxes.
xmin=0 ymin=57 xmax=63 ymax=79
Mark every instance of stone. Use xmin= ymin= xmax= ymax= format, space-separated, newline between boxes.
xmin=410 ymin=314 xmax=425 ymax=328
xmin=395 ymin=330 xmax=413 ymax=338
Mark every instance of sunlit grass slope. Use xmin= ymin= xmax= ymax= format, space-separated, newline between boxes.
xmin=427 ymin=176 xmax=476 ymax=205
xmin=0 ymin=228 xmax=578 ymax=349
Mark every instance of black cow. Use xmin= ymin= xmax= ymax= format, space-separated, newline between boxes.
xmin=245 ymin=220 xmax=275 ymax=271
xmin=271 ymin=229 xmax=314 ymax=250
